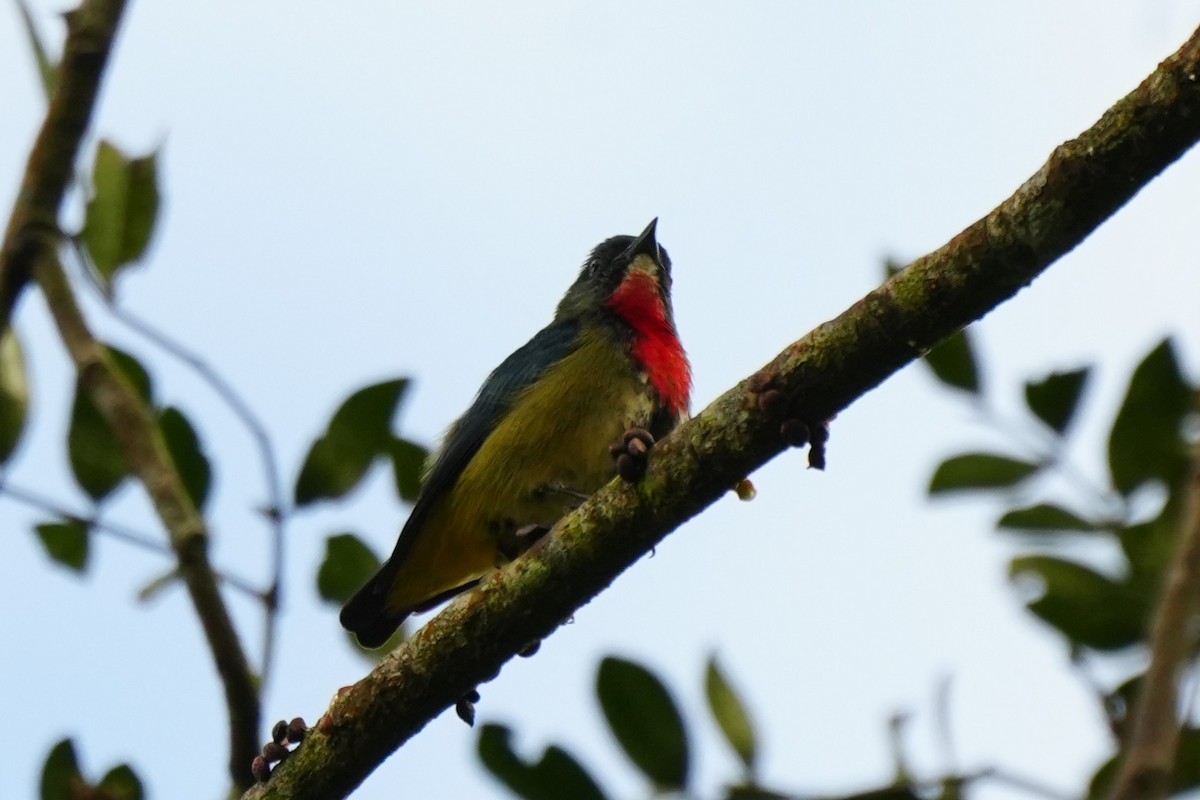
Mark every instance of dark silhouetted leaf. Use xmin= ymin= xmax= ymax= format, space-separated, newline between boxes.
xmin=997 ymin=503 xmax=1098 ymax=534
xmin=317 ymin=533 xmax=381 ymax=605
xmin=478 ymin=724 xmax=607 ymax=800
xmin=389 ymin=436 xmax=428 ymax=503
xmin=928 ymin=453 xmax=1039 ymax=495
xmin=0 ymin=330 xmax=30 ymax=464
xmin=923 ymin=330 xmax=979 ymax=395
xmin=1009 ymin=556 xmax=1145 ymax=650
xmin=40 ymin=739 xmax=83 ymax=800
xmin=97 ymin=765 xmax=144 ymax=800
xmin=597 ymin=656 xmax=689 ymax=790
xmin=15 ymin=0 xmax=57 ymax=99
xmin=67 ymin=347 xmax=152 ymax=501
xmin=705 ymin=655 xmax=757 ymax=774
xmin=83 ymin=141 xmax=161 ymax=291
xmin=159 ymin=406 xmax=211 ymax=510
xmin=294 ymin=379 xmax=410 ymax=506
xmin=1108 ymin=339 xmax=1192 ymax=495
xmin=35 ymin=520 xmax=89 ymax=573
xmin=1025 ymin=367 xmax=1089 ymax=434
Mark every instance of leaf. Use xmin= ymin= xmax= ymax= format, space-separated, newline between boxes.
xmin=317 ymin=533 xmax=381 ymax=605
xmin=97 ymin=765 xmax=144 ymax=800
xmin=1009 ymin=556 xmax=1146 ymax=650
xmin=40 ymin=739 xmax=83 ymax=800
xmin=997 ymin=503 xmax=1098 ymax=534
xmin=1024 ymin=367 xmax=1089 ymax=434
xmin=136 ymin=566 xmax=181 ymax=603
xmin=705 ymin=655 xmax=757 ymax=774
xmin=159 ymin=406 xmax=212 ymax=510
xmin=83 ymin=141 xmax=161 ymax=291
xmin=1108 ymin=339 xmax=1193 ymax=496
xmin=0 ymin=329 xmax=30 ymax=464
xmin=67 ymin=346 xmax=152 ymax=501
xmin=14 ymin=0 xmax=57 ymax=99
xmin=477 ymin=724 xmax=607 ymax=800
xmin=923 ymin=330 xmax=980 ymax=395
xmin=294 ymin=379 xmax=410 ymax=506
xmin=35 ymin=520 xmax=89 ymax=573
xmin=389 ymin=436 xmax=428 ymax=503
xmin=928 ymin=453 xmax=1039 ymax=495
xmin=596 ymin=656 xmax=689 ymax=790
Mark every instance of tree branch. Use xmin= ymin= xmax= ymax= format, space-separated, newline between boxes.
xmin=242 ymin=23 xmax=1200 ymax=800
xmin=1106 ymin=443 xmax=1200 ymax=800
xmin=0 ymin=0 xmax=125 ymax=332
xmin=34 ymin=252 xmax=261 ymax=791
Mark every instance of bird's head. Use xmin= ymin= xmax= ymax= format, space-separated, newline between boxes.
xmin=556 ymin=218 xmax=676 ymax=331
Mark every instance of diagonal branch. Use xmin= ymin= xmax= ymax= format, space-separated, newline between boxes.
xmin=1106 ymin=443 xmax=1200 ymax=800
xmin=244 ymin=23 xmax=1200 ymax=800
xmin=34 ymin=252 xmax=261 ymax=791
xmin=0 ymin=0 xmax=125 ymax=331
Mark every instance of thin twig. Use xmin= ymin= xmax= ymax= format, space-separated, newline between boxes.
xmin=0 ymin=477 xmax=265 ymax=598
xmin=1105 ymin=442 xmax=1200 ymax=800
xmin=35 ymin=250 xmax=261 ymax=791
xmin=69 ymin=234 xmax=289 ymax=687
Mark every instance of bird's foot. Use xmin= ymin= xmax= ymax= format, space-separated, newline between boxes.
xmin=609 ymin=427 xmax=655 ymax=481
xmin=748 ymin=370 xmax=833 ymax=470
xmin=252 ymin=717 xmax=309 ymax=782
xmin=496 ymin=523 xmax=551 ymax=561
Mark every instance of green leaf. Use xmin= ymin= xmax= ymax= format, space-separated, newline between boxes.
xmin=1009 ymin=556 xmax=1146 ymax=650
xmin=478 ymin=724 xmax=607 ymax=800
xmin=596 ymin=656 xmax=689 ymax=790
xmin=83 ymin=141 xmax=161 ymax=291
xmin=67 ymin=346 xmax=152 ymax=501
xmin=14 ymin=0 xmax=57 ymax=100
xmin=317 ymin=533 xmax=382 ymax=605
xmin=923 ymin=330 xmax=980 ymax=395
xmin=928 ymin=453 xmax=1039 ymax=495
xmin=0 ymin=329 xmax=30 ymax=464
xmin=159 ymin=406 xmax=212 ymax=510
xmin=389 ymin=436 xmax=428 ymax=503
xmin=35 ymin=520 xmax=89 ymax=573
xmin=40 ymin=739 xmax=83 ymax=800
xmin=136 ymin=566 xmax=181 ymax=603
xmin=294 ymin=379 xmax=410 ymax=506
xmin=97 ymin=765 xmax=144 ymax=800
xmin=1024 ymin=367 xmax=1089 ymax=434
xmin=997 ymin=503 xmax=1098 ymax=534
xmin=1108 ymin=339 xmax=1193 ymax=495
xmin=705 ymin=655 xmax=757 ymax=774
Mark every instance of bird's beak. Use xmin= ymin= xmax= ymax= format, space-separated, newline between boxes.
xmin=623 ymin=218 xmax=661 ymax=265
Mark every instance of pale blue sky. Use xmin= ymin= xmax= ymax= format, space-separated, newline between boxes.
xmin=3 ymin=2 xmax=1200 ymax=799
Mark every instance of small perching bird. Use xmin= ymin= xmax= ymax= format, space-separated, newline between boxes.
xmin=341 ymin=220 xmax=691 ymax=647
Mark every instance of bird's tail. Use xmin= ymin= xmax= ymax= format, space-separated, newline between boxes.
xmin=340 ymin=566 xmax=483 ymax=648
xmin=339 ymin=567 xmax=409 ymax=649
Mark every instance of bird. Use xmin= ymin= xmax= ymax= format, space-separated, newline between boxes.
xmin=340 ymin=219 xmax=691 ymax=647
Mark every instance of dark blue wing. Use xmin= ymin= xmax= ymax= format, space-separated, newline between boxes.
xmin=385 ymin=317 xmax=582 ymax=562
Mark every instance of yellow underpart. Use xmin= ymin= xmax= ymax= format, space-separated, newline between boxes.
xmin=386 ymin=327 xmax=656 ymax=613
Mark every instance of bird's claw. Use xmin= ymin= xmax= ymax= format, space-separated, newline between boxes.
xmin=609 ymin=427 xmax=655 ymax=481
xmin=748 ymin=370 xmax=832 ymax=470
xmin=496 ymin=523 xmax=550 ymax=561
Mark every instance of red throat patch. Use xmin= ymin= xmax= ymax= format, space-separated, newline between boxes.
xmin=605 ymin=272 xmax=692 ymax=417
